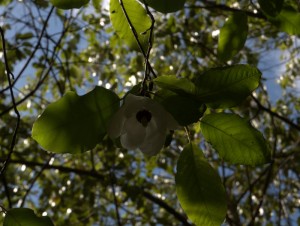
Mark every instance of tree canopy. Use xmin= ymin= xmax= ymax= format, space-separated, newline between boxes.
xmin=1 ymin=0 xmax=300 ymax=225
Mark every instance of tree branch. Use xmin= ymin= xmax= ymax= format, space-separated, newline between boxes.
xmin=0 ymin=27 xmax=21 ymax=176
xmin=1 ymin=157 xmax=190 ymax=225
xmin=251 ymin=95 xmax=300 ymax=131
xmin=187 ymin=3 xmax=266 ymax=19
xmin=0 ymin=6 xmax=54 ymax=95
xmin=142 ymin=190 xmax=192 ymax=226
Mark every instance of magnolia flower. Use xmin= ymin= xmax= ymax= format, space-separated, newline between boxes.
xmin=108 ymin=94 xmax=178 ymax=156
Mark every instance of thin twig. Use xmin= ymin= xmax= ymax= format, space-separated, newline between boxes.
xmin=0 ymin=27 xmax=21 ymax=176
xmin=187 ymin=3 xmax=266 ymax=19
xmin=110 ymin=170 xmax=122 ymax=226
xmin=251 ymin=95 xmax=300 ymax=131
xmin=118 ymin=0 xmax=156 ymax=80
xmin=184 ymin=126 xmax=191 ymax=143
xmin=1 ymin=175 xmax=12 ymax=208
xmin=0 ymin=158 xmax=105 ymax=180
xmin=248 ymin=162 xmax=274 ymax=226
xmin=3 ymin=157 xmax=190 ymax=225
xmin=143 ymin=190 xmax=192 ymax=226
xmin=20 ymin=154 xmax=55 ymax=207
xmin=143 ymin=1 xmax=156 ymax=85
xmin=0 ymin=7 xmax=54 ymax=95
xmin=0 ymin=11 xmax=71 ymax=117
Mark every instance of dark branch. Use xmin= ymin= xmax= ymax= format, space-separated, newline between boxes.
xmin=252 ymin=95 xmax=300 ymax=131
xmin=142 ymin=190 xmax=192 ymax=226
xmin=187 ymin=3 xmax=266 ymax=19
xmin=0 ymin=27 xmax=21 ymax=176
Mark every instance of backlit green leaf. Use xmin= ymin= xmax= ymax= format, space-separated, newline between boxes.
xmin=4 ymin=208 xmax=54 ymax=226
xmin=50 ymin=0 xmax=89 ymax=9
xmin=139 ymin=0 xmax=186 ymax=13
xmin=194 ymin=64 xmax=261 ymax=109
xmin=32 ymin=87 xmax=119 ymax=154
xmin=268 ymin=6 xmax=300 ymax=35
xmin=154 ymin=76 xmax=197 ymax=98
xmin=258 ymin=0 xmax=283 ymax=17
xmin=155 ymin=65 xmax=261 ymax=109
xmin=176 ymin=143 xmax=227 ymax=226
xmin=217 ymin=12 xmax=248 ymax=62
xmin=110 ymin=0 xmax=152 ymax=52
xmin=16 ymin=32 xmax=34 ymax=40
xmin=200 ymin=113 xmax=271 ymax=165
xmin=154 ymin=89 xmax=206 ymax=126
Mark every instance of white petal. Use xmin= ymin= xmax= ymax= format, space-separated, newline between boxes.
xmin=147 ymin=100 xmax=179 ymax=131
xmin=107 ymin=106 xmax=126 ymax=139
xmin=139 ymin=130 xmax=166 ymax=156
xmin=120 ymin=116 xmax=146 ymax=150
xmin=123 ymin=94 xmax=148 ymax=118
xmin=139 ymin=120 xmax=166 ymax=156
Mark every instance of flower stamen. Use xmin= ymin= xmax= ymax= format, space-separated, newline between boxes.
xmin=136 ymin=110 xmax=152 ymax=127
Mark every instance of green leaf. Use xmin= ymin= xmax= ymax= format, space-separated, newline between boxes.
xmin=32 ymin=87 xmax=119 ymax=154
xmin=200 ymin=113 xmax=271 ymax=165
xmin=176 ymin=143 xmax=227 ymax=226
xmin=15 ymin=32 xmax=34 ymax=40
xmin=155 ymin=65 xmax=261 ymax=109
xmin=258 ymin=0 xmax=283 ymax=17
xmin=154 ymin=76 xmax=198 ymax=97
xmin=154 ymin=89 xmax=205 ymax=126
xmin=139 ymin=0 xmax=186 ymax=13
xmin=4 ymin=208 xmax=54 ymax=226
xmin=50 ymin=0 xmax=89 ymax=9
xmin=194 ymin=64 xmax=261 ymax=109
xmin=217 ymin=12 xmax=248 ymax=62
xmin=268 ymin=6 xmax=300 ymax=35
xmin=110 ymin=0 xmax=152 ymax=52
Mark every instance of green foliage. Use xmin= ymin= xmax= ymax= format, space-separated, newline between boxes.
xmin=4 ymin=208 xmax=54 ymax=226
xmin=217 ymin=12 xmax=248 ymax=62
xmin=139 ymin=0 xmax=186 ymax=13
xmin=155 ymin=65 xmax=261 ymax=109
xmin=110 ymin=0 xmax=152 ymax=52
xmin=268 ymin=6 xmax=300 ymax=35
xmin=258 ymin=0 xmax=283 ymax=17
xmin=176 ymin=143 xmax=227 ymax=226
xmin=32 ymin=87 xmax=119 ymax=154
xmin=200 ymin=113 xmax=271 ymax=165
xmin=194 ymin=64 xmax=261 ymax=109
xmin=154 ymin=76 xmax=198 ymax=98
xmin=1 ymin=0 xmax=300 ymax=225
xmin=154 ymin=89 xmax=205 ymax=126
xmin=50 ymin=0 xmax=89 ymax=9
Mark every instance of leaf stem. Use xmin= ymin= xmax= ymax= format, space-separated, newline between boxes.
xmin=118 ymin=0 xmax=156 ymax=94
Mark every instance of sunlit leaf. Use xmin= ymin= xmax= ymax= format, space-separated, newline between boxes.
xmin=139 ymin=0 xmax=186 ymax=13
xmin=194 ymin=64 xmax=261 ymax=109
xmin=258 ymin=0 xmax=283 ymax=17
xmin=50 ymin=0 xmax=89 ymax=9
xmin=155 ymin=65 xmax=261 ymax=109
xmin=200 ymin=113 xmax=271 ymax=165
xmin=176 ymin=143 xmax=227 ymax=226
xmin=154 ymin=89 xmax=205 ymax=126
xmin=110 ymin=0 xmax=152 ymax=52
xmin=32 ymin=87 xmax=119 ymax=154
xmin=268 ymin=6 xmax=300 ymax=35
xmin=15 ymin=32 xmax=34 ymax=40
xmin=217 ymin=12 xmax=248 ymax=62
xmin=4 ymin=208 xmax=54 ymax=226
xmin=154 ymin=76 xmax=197 ymax=97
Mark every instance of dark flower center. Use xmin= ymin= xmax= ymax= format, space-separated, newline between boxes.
xmin=136 ymin=110 xmax=152 ymax=127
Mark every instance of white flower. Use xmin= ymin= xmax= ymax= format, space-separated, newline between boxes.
xmin=108 ymin=94 xmax=178 ymax=156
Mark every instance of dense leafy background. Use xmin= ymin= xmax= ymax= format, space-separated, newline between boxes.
xmin=1 ymin=0 xmax=300 ymax=225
